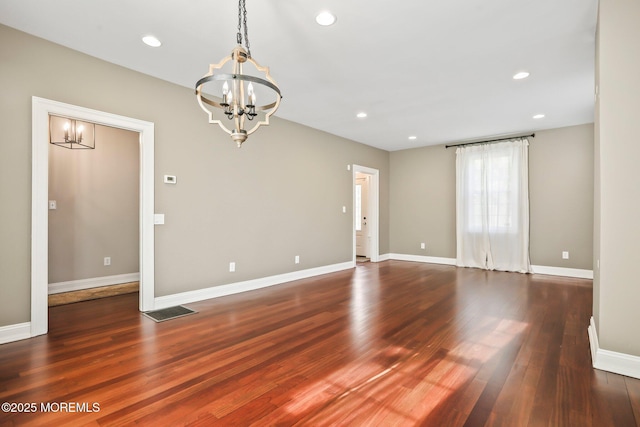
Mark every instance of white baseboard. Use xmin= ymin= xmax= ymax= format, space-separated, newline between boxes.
xmin=387 ymin=254 xmax=593 ymax=279
xmin=388 ymin=253 xmax=456 ymax=265
xmin=378 ymin=253 xmax=391 ymax=262
xmin=154 ymin=261 xmax=355 ymax=310
xmin=48 ymin=273 xmax=140 ymax=295
xmin=588 ymin=316 xmax=640 ymax=379
xmin=0 ymin=322 xmax=31 ymax=345
xmin=531 ymin=265 xmax=593 ymax=279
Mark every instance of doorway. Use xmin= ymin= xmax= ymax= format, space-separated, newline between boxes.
xmin=353 ymin=165 xmax=379 ymax=263
xmin=355 ymin=173 xmax=370 ymax=260
xmin=48 ymin=123 xmax=140 ymax=305
xmin=31 ymin=97 xmax=155 ymax=337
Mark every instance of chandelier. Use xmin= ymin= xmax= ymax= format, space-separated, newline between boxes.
xmin=49 ymin=115 xmax=95 ymax=149
xmin=195 ymin=0 xmax=282 ymax=147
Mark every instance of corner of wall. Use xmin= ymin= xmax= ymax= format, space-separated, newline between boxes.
xmin=588 ymin=316 xmax=640 ymax=380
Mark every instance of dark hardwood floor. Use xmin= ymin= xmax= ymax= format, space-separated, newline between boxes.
xmin=1 ymin=261 xmax=638 ymax=426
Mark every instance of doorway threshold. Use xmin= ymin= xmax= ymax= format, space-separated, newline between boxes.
xmin=48 ymin=282 xmax=139 ymax=306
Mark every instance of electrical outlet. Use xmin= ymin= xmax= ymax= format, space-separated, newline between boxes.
xmin=420 ymin=243 xmax=426 ymax=250
xmin=295 ymin=255 xmax=300 ymax=264
xmin=229 ymin=262 xmax=236 ymax=272
xmin=562 ymin=251 xmax=569 ymax=260
xmin=104 ymin=257 xmax=111 ymax=266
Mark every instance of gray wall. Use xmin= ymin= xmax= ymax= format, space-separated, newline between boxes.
xmin=594 ymin=0 xmax=640 ymax=357
xmin=389 ymin=124 xmax=594 ymax=270
xmin=529 ymin=125 xmax=594 ymax=269
xmin=153 ymin=118 xmax=390 ymax=296
xmin=389 ymin=145 xmax=456 ymax=258
xmin=48 ymin=125 xmax=140 ymax=283
xmin=0 ymin=24 xmax=389 ymax=326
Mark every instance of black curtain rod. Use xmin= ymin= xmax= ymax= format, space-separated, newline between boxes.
xmin=445 ymin=133 xmax=535 ymax=149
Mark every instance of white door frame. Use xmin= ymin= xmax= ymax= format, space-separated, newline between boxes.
xmin=353 ymin=164 xmax=379 ymax=262
xmin=31 ymin=97 xmax=155 ymax=337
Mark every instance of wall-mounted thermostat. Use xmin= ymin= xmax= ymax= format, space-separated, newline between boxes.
xmin=164 ymin=175 xmax=177 ymax=184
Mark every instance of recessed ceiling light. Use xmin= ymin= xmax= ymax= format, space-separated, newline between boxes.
xmin=513 ymin=71 xmax=530 ymax=80
xmin=408 ymin=136 xmax=417 ymax=140
xmin=356 ymin=112 xmax=367 ymax=118
xmin=316 ymin=11 xmax=337 ymax=26
xmin=533 ymin=114 xmax=545 ymax=119
xmin=142 ymin=35 xmax=162 ymax=47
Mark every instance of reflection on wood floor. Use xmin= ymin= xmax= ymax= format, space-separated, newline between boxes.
xmin=1 ymin=261 xmax=638 ymax=426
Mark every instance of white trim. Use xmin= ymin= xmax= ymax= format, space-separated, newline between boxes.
xmin=154 ymin=262 xmax=354 ymax=310
xmin=531 ymin=265 xmax=593 ymax=279
xmin=387 ymin=254 xmax=594 ymax=278
xmin=0 ymin=323 xmax=31 ymax=345
xmin=353 ymin=165 xmax=380 ymax=263
xmin=378 ymin=253 xmax=391 ymax=262
xmin=48 ymin=273 xmax=140 ymax=295
xmin=388 ymin=254 xmax=457 ymax=265
xmin=588 ymin=316 xmax=640 ymax=380
xmin=588 ymin=316 xmax=600 ymax=367
xmin=31 ymin=97 xmax=155 ymax=339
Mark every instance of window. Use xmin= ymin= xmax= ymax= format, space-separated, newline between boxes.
xmin=456 ymin=140 xmax=531 ymax=273
xmin=466 ymin=154 xmax=518 ymax=233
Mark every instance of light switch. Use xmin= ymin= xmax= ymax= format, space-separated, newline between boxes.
xmin=154 ymin=214 xmax=165 ymax=225
xmin=49 ymin=200 xmax=57 ymax=210
xmin=164 ymin=175 xmax=177 ymax=184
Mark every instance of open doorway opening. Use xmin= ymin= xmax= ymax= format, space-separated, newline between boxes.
xmin=31 ymin=97 xmax=155 ymax=337
xmin=48 ymin=123 xmax=140 ymax=306
xmin=355 ymin=172 xmax=370 ymax=262
xmin=353 ymin=165 xmax=379 ymax=264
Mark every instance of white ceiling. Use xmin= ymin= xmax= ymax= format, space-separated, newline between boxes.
xmin=0 ymin=0 xmax=598 ymax=151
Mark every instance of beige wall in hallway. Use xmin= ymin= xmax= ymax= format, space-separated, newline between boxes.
xmin=48 ymin=125 xmax=140 ymax=284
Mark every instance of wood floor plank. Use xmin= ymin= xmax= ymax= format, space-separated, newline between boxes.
xmin=1 ymin=261 xmax=639 ymax=426
xmin=627 ymin=376 xmax=640 ymax=426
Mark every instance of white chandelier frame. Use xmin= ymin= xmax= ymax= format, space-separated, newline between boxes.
xmin=195 ymin=45 xmax=281 ymax=147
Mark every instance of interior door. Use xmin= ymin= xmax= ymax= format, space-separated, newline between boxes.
xmin=355 ymin=174 xmax=370 ymax=257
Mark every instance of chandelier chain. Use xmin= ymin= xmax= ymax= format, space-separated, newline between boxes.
xmin=236 ymin=0 xmax=251 ymax=57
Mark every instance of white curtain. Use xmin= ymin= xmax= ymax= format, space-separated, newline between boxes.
xmin=456 ymin=139 xmax=531 ymax=273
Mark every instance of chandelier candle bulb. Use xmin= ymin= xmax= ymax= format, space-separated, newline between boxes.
xmin=247 ymin=83 xmax=254 ymax=105
xmin=222 ymin=82 xmax=229 ymax=105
